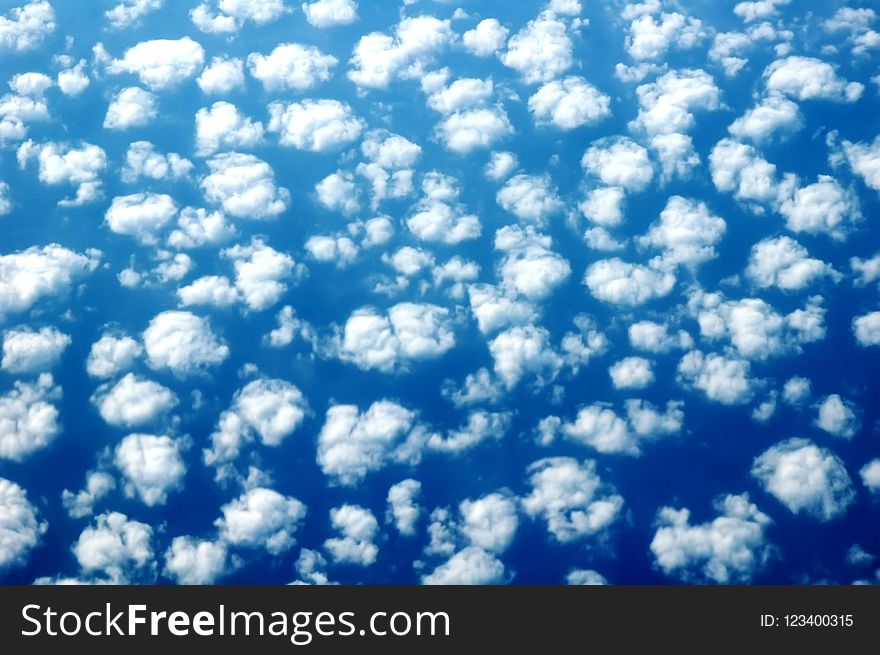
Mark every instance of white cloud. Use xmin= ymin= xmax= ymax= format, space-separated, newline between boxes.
xmin=336 ymin=303 xmax=455 ymax=373
xmin=268 ymin=99 xmax=363 ymax=152
xmin=851 ymin=253 xmax=880 ymax=287
xmin=495 ymin=225 xmax=570 ymax=299
xmin=177 ymin=275 xmax=238 ymax=309
xmin=422 ymin=546 xmax=506 ymax=584
xmin=85 ymin=334 xmax=141 ymax=379
xmin=122 ymin=141 xmax=192 ymax=183
xmin=103 ymin=87 xmax=158 ymax=130
xmin=9 ymin=72 xmax=52 ymax=97
xmin=522 ymin=456 xmax=624 ymax=543
xmin=105 ymin=0 xmax=163 ymax=29
xmin=1 ymin=326 xmax=69 ymax=373
xmin=778 ymin=175 xmax=861 ymax=240
xmin=168 ymin=207 xmax=237 ymax=249
xmin=324 ymin=504 xmax=379 ymax=566
xmin=528 ymin=76 xmax=611 ymax=129
xmin=195 ymin=102 xmax=263 ymax=156
xmin=840 ymin=136 xmax=880 ymax=192
xmin=501 ymin=12 xmax=572 ymax=84
xmin=861 ymin=460 xmax=880 ymax=494
xmin=631 ymin=68 xmax=721 ymax=137
xmin=386 ymin=479 xmax=421 ymax=536
xmin=107 ymin=37 xmax=205 ymax=91
xmin=163 ymin=536 xmax=228 ymax=584
xmin=0 ymin=1 xmax=55 ymax=52
xmin=581 ymin=137 xmax=653 ymax=192
xmin=853 ymin=311 xmax=880 ymax=347
xmin=463 ymin=18 xmax=509 ymax=57
xmin=427 ymin=410 xmax=511 ymax=453
xmin=566 ymin=569 xmax=607 ymax=585
xmin=317 ymin=400 xmax=427 ymax=485
xmin=17 ymin=140 xmax=107 ymax=206
xmin=746 ymin=236 xmax=839 ymax=290
xmin=61 ymin=471 xmax=115 ymax=519
xmin=222 ymin=238 xmax=295 ymax=312
xmin=74 ymin=511 xmax=154 ymax=583
xmin=348 ymin=15 xmax=454 ymax=89
xmin=201 ymin=153 xmax=290 ymax=219
xmin=579 ymin=187 xmax=625 ymax=227
xmin=584 ymin=258 xmax=675 ymax=306
xmin=782 ymin=376 xmax=811 ymax=406
xmin=709 ymin=31 xmax=751 ymax=76
xmin=0 ymin=478 xmax=46 ymax=569
xmin=752 ymin=438 xmax=855 ymax=520
xmin=0 ymin=244 xmax=100 ymax=320
xmin=559 ymin=399 xmax=682 ymax=455
xmin=609 ymin=356 xmax=654 ymax=390
xmin=316 ymin=171 xmax=360 ymax=215
xmin=114 ymin=433 xmax=186 ymax=506
xmin=305 ymin=235 xmax=358 ymax=267
xmin=639 ymin=195 xmax=726 ymax=268
xmin=496 ymin=174 xmax=562 ymax=225
xmin=247 ymin=43 xmax=337 ymax=92
xmin=216 ymin=487 xmax=306 ymax=554
xmin=407 ymin=185 xmax=481 ymax=244
xmin=709 ymin=138 xmax=782 ymax=207
xmin=485 ymin=151 xmax=518 ymax=182
xmin=204 ymin=378 xmax=308 ymax=470
xmin=734 ymin=0 xmax=790 ymax=23
xmin=57 ymin=61 xmax=89 ymax=97
xmin=143 ymin=310 xmax=229 ymax=376
xmin=196 ymin=56 xmax=245 ymax=95
xmin=105 ymin=193 xmax=177 ymax=244
xmin=191 ymin=0 xmax=288 ymax=33
xmin=468 ymin=284 xmax=537 ymax=335
xmin=814 ymin=394 xmax=860 ymax=440
xmin=728 ymin=94 xmax=802 ymax=143
xmin=302 ymin=0 xmax=357 ymax=28
xmin=625 ymin=11 xmax=705 ymax=62
xmin=92 ymin=373 xmax=177 ymax=429
xmin=436 ymin=107 xmax=512 ymax=154
xmin=0 ymin=181 xmax=10 ymax=215
xmin=629 ymin=320 xmax=692 ymax=353
xmin=0 ymin=373 xmax=61 ymax=461
xmin=459 ymin=492 xmax=518 ymax=554
xmin=489 ymin=325 xmax=562 ymax=389
xmin=677 ymin=350 xmax=754 ymax=405
xmin=427 ymin=77 xmax=494 ymax=114
xmin=650 ymin=493 xmax=772 ymax=583
xmin=764 ymin=56 xmax=863 ymax=102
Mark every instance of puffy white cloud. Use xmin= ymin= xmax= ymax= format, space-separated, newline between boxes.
xmin=168 ymin=207 xmax=237 ymax=249
xmin=823 ymin=7 xmax=880 ymax=56
xmin=650 ymin=493 xmax=772 ymax=583
xmin=361 ymin=129 xmax=421 ymax=169
xmin=1 ymin=326 xmax=69 ymax=373
xmin=302 ymin=0 xmax=357 ymax=27
xmin=315 ymin=171 xmax=360 ymax=215
xmin=632 ymin=68 xmax=721 ymax=137
xmin=324 ymin=504 xmax=379 ymax=566
xmin=501 ymin=12 xmax=572 ymax=84
xmin=625 ymin=11 xmax=705 ymax=62
xmin=677 ymin=350 xmax=754 ymax=405
xmin=426 ymin=77 xmax=494 ymax=114
xmin=56 ymin=61 xmax=89 ymax=96
xmin=579 ymin=186 xmax=625 ymax=227
xmin=861 ymin=460 xmax=880 ymax=494
xmin=201 ymin=153 xmax=290 ymax=219
xmin=153 ymin=253 xmax=193 ymax=284
xmin=222 ymin=238 xmax=295 ymax=312
xmin=522 ymin=456 xmax=624 ymax=543
xmin=608 ymin=356 xmax=654 ymax=390
xmin=17 ymin=140 xmax=107 ymax=206
xmin=746 ymin=236 xmax=839 ymax=290
xmin=709 ymin=138 xmax=782 ymax=206
xmin=268 ymin=99 xmax=363 ymax=152
xmin=122 ymin=141 xmax=192 ymax=183
xmin=422 ymin=546 xmax=506 ymax=584
xmin=559 ymin=399 xmax=682 ymax=455
xmin=9 ymin=71 xmax=52 ymax=97
xmin=216 ymin=487 xmax=306 ymax=554
xmin=468 ymin=284 xmax=536 ymax=335
xmin=528 ymin=76 xmax=611 ymax=129
xmin=709 ymin=31 xmax=751 ymax=76
xmin=386 ymin=479 xmax=421 ymax=536
xmin=384 ymin=246 xmax=433 ymax=277
xmin=459 ymin=492 xmax=518 ymax=554
xmin=485 ymin=151 xmax=518 ymax=182
xmin=177 ymin=275 xmax=238 ymax=308
xmin=114 ymin=433 xmax=186 ymax=506
xmin=85 ymin=334 xmax=141 ymax=379
xmin=0 ymin=373 xmax=61 ymax=461
xmin=406 ymin=185 xmax=481 ymax=244
xmin=191 ymin=0 xmax=288 ymax=33
xmin=436 ymin=107 xmax=512 ymax=154
xmin=61 ymin=471 xmax=115 ymax=519
xmin=778 ymin=175 xmax=861 ymax=240
xmin=782 ymin=376 xmax=811 ymax=406
xmin=195 ymin=102 xmax=263 ymax=156
xmin=143 ymin=310 xmax=229 ymax=376
xmin=107 ymin=37 xmax=205 ymax=90
xmin=495 ymin=225 xmax=570 ymax=300
xmin=105 ymin=0 xmax=162 ymax=29
xmin=0 ymin=1 xmax=55 ymax=52
xmin=247 ymin=43 xmax=337 ymax=92
xmin=427 ymin=410 xmax=511 ymax=453
xmin=103 ymin=86 xmax=158 ymax=130
xmin=629 ymin=320 xmax=692 ymax=353
xmin=496 ymin=174 xmax=562 ymax=225
xmin=581 ymin=137 xmax=653 ymax=192
xmin=0 ymin=244 xmax=100 ymax=320
xmin=463 ymin=18 xmax=509 ymax=57
xmin=840 ymin=136 xmax=880 ymax=192
xmin=105 ymin=193 xmax=177 ymax=244
xmin=814 ymin=394 xmax=860 ymax=440
xmin=348 ymin=15 xmax=454 ymax=89
xmin=566 ymin=569 xmax=607 ymax=585
xmin=734 ymin=0 xmax=789 ymax=23
xmin=317 ymin=400 xmax=428 ymax=485
xmin=74 ymin=511 xmax=154 ymax=582
xmin=163 ymin=536 xmax=228 ymax=584
xmin=639 ymin=196 xmax=726 ymax=268
xmin=0 ymin=478 xmax=46 ymax=569
xmin=625 ymin=399 xmax=685 ymax=440
xmin=764 ymin=56 xmax=863 ymax=102
xmin=443 ymin=367 xmax=504 ymax=408
xmin=728 ymin=94 xmax=802 ymax=143
xmin=305 ymin=235 xmax=358 ymax=267
xmin=336 ymin=303 xmax=455 ymax=373
xmin=204 ymin=378 xmax=307 ymax=470
xmin=851 ymin=253 xmax=880 ymax=287
xmin=489 ymin=325 xmax=562 ymax=389
xmin=752 ymin=438 xmax=855 ymax=520
xmin=584 ymin=258 xmax=675 ymax=306
xmin=853 ymin=311 xmax=880 ymax=347
xmin=0 ymin=181 xmax=10 ymax=215
xmin=197 ymin=56 xmax=245 ymax=94
xmin=92 ymin=373 xmax=177 ymax=429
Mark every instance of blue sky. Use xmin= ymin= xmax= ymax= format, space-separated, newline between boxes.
xmin=0 ymin=0 xmax=878 ymax=585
